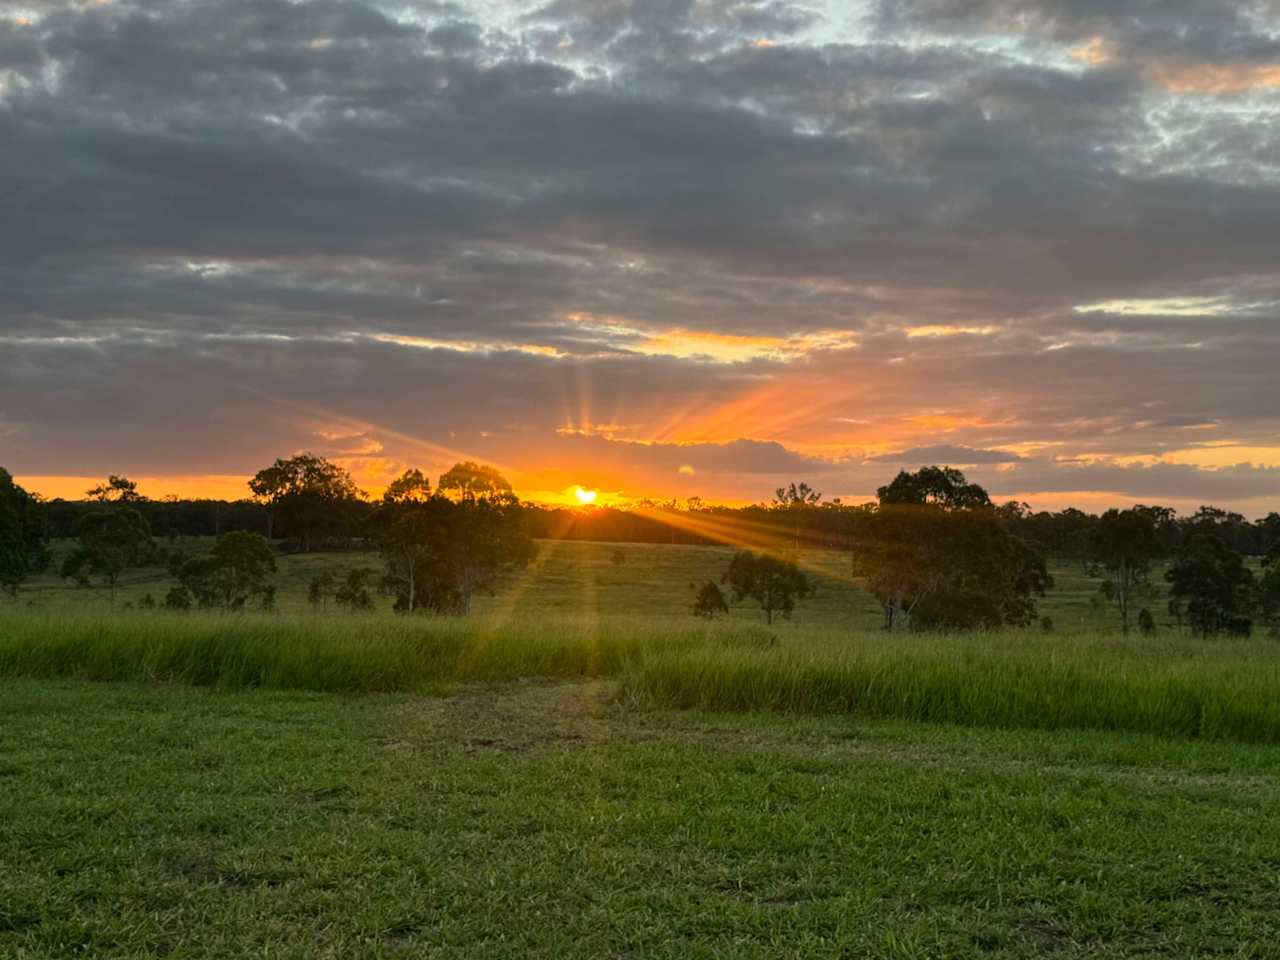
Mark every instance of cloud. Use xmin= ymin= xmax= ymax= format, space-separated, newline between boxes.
xmin=0 ymin=0 xmax=1277 ymax=513
xmin=870 ymin=445 xmax=1024 ymax=465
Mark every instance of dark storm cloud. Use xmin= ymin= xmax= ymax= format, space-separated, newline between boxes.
xmin=2 ymin=0 xmax=1278 ymax=509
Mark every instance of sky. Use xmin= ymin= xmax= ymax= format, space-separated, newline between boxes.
xmin=2 ymin=0 xmax=1279 ymax=512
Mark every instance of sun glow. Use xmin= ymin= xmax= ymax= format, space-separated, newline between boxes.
xmin=574 ymin=486 xmax=599 ymax=505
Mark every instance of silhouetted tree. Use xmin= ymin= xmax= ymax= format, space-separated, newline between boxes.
xmin=1167 ymin=535 xmax=1257 ymax=637
xmin=371 ymin=467 xmax=533 ymax=614
xmin=1089 ymin=508 xmax=1164 ymax=634
xmin=0 ymin=468 xmax=48 ymax=599
xmin=169 ymin=531 xmax=277 ymax=610
xmin=723 ymin=550 xmax=812 ymax=624
xmin=876 ymin=466 xmax=991 ymax=510
xmin=437 ymin=461 xmax=514 ymax=503
xmin=87 ymin=475 xmax=143 ymax=504
xmin=248 ymin=454 xmax=362 ymax=550
xmin=383 ymin=469 xmax=432 ymax=504
xmin=692 ymin=579 xmax=729 ymax=618
xmin=852 ymin=505 xmax=1051 ymax=631
xmin=773 ymin=482 xmax=822 ymax=548
xmin=61 ymin=506 xmax=154 ymax=605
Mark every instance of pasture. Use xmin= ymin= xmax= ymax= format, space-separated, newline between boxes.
xmin=3 ymin=539 xmax=1279 ymax=957
xmin=3 ymin=678 xmax=1280 ymax=958
xmin=17 ymin=537 xmax=1116 ymax=631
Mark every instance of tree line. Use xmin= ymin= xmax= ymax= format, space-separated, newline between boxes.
xmin=2 ymin=459 xmax=1278 ymax=635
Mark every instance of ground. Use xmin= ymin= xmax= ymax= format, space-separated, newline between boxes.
xmin=3 ymin=678 xmax=1280 ymax=958
xmin=16 ymin=537 xmax=1165 ymax=633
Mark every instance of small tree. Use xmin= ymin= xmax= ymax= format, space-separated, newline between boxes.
xmin=308 ymin=572 xmax=337 ymax=612
xmin=1166 ymin=535 xmax=1257 ymax=637
xmin=334 ymin=568 xmax=376 ymax=613
xmin=61 ymin=506 xmax=154 ymax=605
xmin=723 ymin=550 xmax=811 ymax=625
xmin=1089 ymin=508 xmax=1163 ymax=634
xmin=692 ymin=579 xmax=729 ymax=618
xmin=0 ymin=468 xmax=48 ymax=599
xmin=87 ymin=475 xmax=143 ymax=504
xmin=170 ymin=531 xmax=277 ymax=610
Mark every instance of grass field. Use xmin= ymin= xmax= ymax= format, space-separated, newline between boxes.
xmin=5 ymin=539 xmax=1279 ymax=956
xmin=15 ymin=537 xmax=1140 ymax=633
xmin=4 ymin=679 xmax=1280 ymax=958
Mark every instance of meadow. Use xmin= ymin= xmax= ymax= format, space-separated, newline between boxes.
xmin=17 ymin=537 xmax=1112 ymax=630
xmin=4 ymin=540 xmax=1280 ymax=957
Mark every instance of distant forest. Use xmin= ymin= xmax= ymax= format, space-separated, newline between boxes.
xmin=32 ymin=466 xmax=1280 ymax=559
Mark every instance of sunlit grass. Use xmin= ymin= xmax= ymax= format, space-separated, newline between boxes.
xmin=3 ymin=609 xmax=1279 ymax=743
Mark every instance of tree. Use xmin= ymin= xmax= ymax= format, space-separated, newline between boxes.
xmin=851 ymin=505 xmax=1051 ymax=631
xmin=308 ymin=572 xmax=337 ymax=612
xmin=370 ymin=478 xmax=534 ymax=615
xmin=876 ymin=465 xmax=992 ymax=511
xmin=0 ymin=468 xmax=48 ymax=599
xmin=1089 ymin=508 xmax=1164 ymax=634
xmin=383 ymin=469 xmax=432 ymax=505
xmin=334 ymin=568 xmax=376 ymax=613
xmin=692 ymin=580 xmax=729 ymax=618
xmin=87 ymin=475 xmax=143 ymax=504
xmin=170 ymin=531 xmax=277 ymax=610
xmin=371 ymin=500 xmax=445 ymax=613
xmin=437 ymin=461 xmax=514 ymax=503
xmin=723 ymin=550 xmax=812 ymax=625
xmin=61 ymin=506 xmax=154 ymax=605
xmin=1166 ymin=535 xmax=1257 ymax=637
xmin=773 ymin=482 xmax=822 ymax=549
xmin=1260 ymin=541 xmax=1280 ymax=634
xmin=1137 ymin=608 xmax=1156 ymax=635
xmin=248 ymin=454 xmax=363 ymax=549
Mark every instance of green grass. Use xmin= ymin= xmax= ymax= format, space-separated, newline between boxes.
xmin=3 ymin=610 xmax=1280 ymax=743
xmin=18 ymin=538 xmax=1134 ymax=632
xmin=3 ymin=679 xmax=1280 ymax=958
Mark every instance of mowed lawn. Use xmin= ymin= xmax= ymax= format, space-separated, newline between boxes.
xmin=18 ymin=537 xmax=1131 ymax=632
xmin=3 ymin=678 xmax=1280 ymax=958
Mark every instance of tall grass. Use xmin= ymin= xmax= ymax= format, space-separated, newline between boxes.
xmin=620 ymin=629 xmax=1280 ymax=743
xmin=0 ymin=610 xmax=727 ymax=693
xmin=3 ymin=609 xmax=1279 ymax=742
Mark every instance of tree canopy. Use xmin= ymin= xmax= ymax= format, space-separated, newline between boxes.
xmin=876 ymin=466 xmax=992 ymax=511
xmin=438 ymin=461 xmax=514 ymax=503
xmin=852 ymin=505 xmax=1051 ymax=631
xmin=248 ymin=453 xmax=363 ymax=549
xmin=370 ymin=464 xmax=533 ymax=614
xmin=169 ymin=531 xmax=277 ymax=610
xmin=61 ymin=504 xmax=154 ymax=605
xmin=1166 ymin=535 xmax=1257 ymax=637
xmin=1089 ymin=508 xmax=1164 ymax=634
xmin=0 ymin=468 xmax=48 ymax=598
xmin=723 ymin=550 xmax=812 ymax=625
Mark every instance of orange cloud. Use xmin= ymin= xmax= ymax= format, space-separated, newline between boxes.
xmin=1148 ymin=61 xmax=1280 ymax=94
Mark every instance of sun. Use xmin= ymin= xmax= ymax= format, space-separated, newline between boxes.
xmin=574 ymin=486 xmax=598 ymax=505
